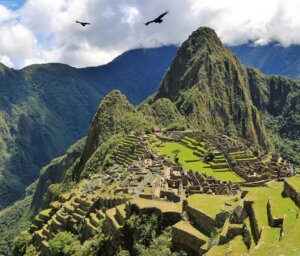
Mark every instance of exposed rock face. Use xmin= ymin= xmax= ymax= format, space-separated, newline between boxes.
xmin=154 ymin=27 xmax=270 ymax=149
xmin=151 ymin=27 xmax=300 ymax=161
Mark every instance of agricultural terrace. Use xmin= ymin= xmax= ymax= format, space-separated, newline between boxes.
xmin=187 ymin=194 xmax=240 ymax=218
xmin=285 ymin=175 xmax=300 ymax=192
xmin=152 ymin=141 xmax=244 ymax=182
xmin=244 ymin=181 xmax=300 ymax=255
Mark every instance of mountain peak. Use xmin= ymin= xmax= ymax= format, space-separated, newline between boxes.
xmin=154 ymin=26 xmax=270 ymax=148
xmin=155 ymin=27 xmax=229 ymax=101
xmin=186 ymin=27 xmax=223 ymax=48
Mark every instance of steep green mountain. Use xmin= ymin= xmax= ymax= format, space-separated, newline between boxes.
xmin=150 ymin=27 xmax=299 ymax=164
xmin=32 ymin=90 xmax=152 ymax=212
xmin=0 ymin=46 xmax=176 ymax=210
xmin=9 ymin=114 xmax=300 ymax=255
xmin=152 ymin=27 xmax=270 ymax=148
xmin=230 ymin=42 xmax=300 ymax=79
xmin=0 ymin=90 xmax=153 ymax=253
xmin=1 ymin=27 xmax=299 ymax=255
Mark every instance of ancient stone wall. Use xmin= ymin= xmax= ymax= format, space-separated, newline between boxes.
xmin=283 ymin=181 xmax=300 ymax=207
xmin=186 ymin=205 xmax=216 ymax=236
xmin=244 ymin=201 xmax=262 ymax=243
xmin=267 ymin=199 xmax=284 ymax=227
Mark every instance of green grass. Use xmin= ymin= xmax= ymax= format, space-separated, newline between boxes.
xmin=40 ymin=209 xmax=53 ymax=218
xmin=285 ymin=175 xmax=300 ymax=192
xmin=187 ymin=194 xmax=239 ymax=218
xmin=130 ymin=198 xmax=182 ymax=213
xmin=182 ymin=181 xmax=300 ymax=255
xmin=153 ymin=142 xmax=244 ymax=182
xmin=244 ymin=181 xmax=299 ymax=255
xmin=245 ymin=182 xmax=297 ymax=227
xmin=207 ymin=235 xmax=248 ymax=256
xmin=173 ymin=220 xmax=208 ymax=241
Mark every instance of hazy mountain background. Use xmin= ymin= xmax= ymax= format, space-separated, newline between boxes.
xmin=2 ymin=39 xmax=300 ymax=211
xmin=0 ymin=45 xmax=177 ymax=210
xmin=0 ymin=27 xmax=299 ymax=254
xmin=230 ymin=42 xmax=300 ymax=79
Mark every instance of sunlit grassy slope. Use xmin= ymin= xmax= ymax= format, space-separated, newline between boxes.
xmin=153 ymin=141 xmax=244 ymax=182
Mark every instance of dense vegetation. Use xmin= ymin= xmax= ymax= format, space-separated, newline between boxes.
xmin=1 ymin=27 xmax=300 ymax=254
xmin=152 ymin=27 xmax=300 ymax=166
xmin=12 ymin=213 xmax=186 ymax=256
xmin=0 ymin=46 xmax=176 ymax=210
xmin=0 ymin=182 xmax=36 ymax=253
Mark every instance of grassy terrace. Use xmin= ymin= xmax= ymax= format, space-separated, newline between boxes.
xmin=181 ymin=136 xmax=207 ymax=153
xmin=173 ymin=220 xmax=209 ymax=241
xmin=153 ymin=141 xmax=244 ymax=182
xmin=285 ymin=175 xmax=300 ymax=192
xmin=114 ymin=135 xmax=146 ymax=167
xmin=130 ymin=198 xmax=182 ymax=213
xmin=205 ymin=181 xmax=300 ymax=255
xmin=244 ymin=181 xmax=299 ymax=255
xmin=207 ymin=235 xmax=248 ymax=256
xmin=187 ymin=194 xmax=239 ymax=218
xmin=229 ymin=150 xmax=257 ymax=161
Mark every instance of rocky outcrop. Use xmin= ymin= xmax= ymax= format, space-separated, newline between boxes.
xmin=153 ymin=27 xmax=271 ymax=149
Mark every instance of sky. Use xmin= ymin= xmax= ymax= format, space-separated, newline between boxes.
xmin=0 ymin=0 xmax=300 ymax=69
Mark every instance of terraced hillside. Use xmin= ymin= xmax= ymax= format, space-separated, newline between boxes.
xmin=114 ymin=135 xmax=148 ymax=167
xmin=13 ymin=130 xmax=299 ymax=256
xmin=6 ymin=27 xmax=300 ymax=255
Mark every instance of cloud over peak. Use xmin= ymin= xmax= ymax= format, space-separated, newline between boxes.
xmin=0 ymin=0 xmax=299 ymax=68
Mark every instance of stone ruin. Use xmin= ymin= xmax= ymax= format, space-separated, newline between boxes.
xmin=186 ymin=170 xmax=240 ymax=196
xmin=234 ymin=158 xmax=294 ymax=182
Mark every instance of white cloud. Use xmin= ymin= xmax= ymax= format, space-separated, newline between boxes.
xmin=120 ymin=6 xmax=140 ymax=27
xmin=0 ymin=5 xmax=15 ymax=21
xmin=0 ymin=55 xmax=14 ymax=67
xmin=0 ymin=23 xmax=36 ymax=67
xmin=1 ymin=0 xmax=300 ymax=68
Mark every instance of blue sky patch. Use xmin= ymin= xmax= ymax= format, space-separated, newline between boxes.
xmin=0 ymin=0 xmax=26 ymax=10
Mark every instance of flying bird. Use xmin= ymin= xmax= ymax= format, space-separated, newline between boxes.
xmin=145 ymin=11 xmax=168 ymax=26
xmin=76 ymin=21 xmax=91 ymax=27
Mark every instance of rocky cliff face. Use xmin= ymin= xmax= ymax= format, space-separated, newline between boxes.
xmin=153 ymin=27 xmax=299 ymax=156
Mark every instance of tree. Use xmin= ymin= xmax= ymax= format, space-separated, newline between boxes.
xmin=203 ymin=150 xmax=215 ymax=163
xmin=48 ymin=231 xmax=80 ymax=256
xmin=136 ymin=227 xmax=186 ymax=256
xmin=171 ymin=149 xmax=181 ymax=164
xmin=12 ymin=231 xmax=32 ymax=256
xmin=75 ymin=220 xmax=108 ymax=256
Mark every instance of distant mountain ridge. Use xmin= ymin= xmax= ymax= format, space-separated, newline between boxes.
xmin=0 ymin=27 xmax=299 ymax=254
xmin=0 ymin=45 xmax=177 ymax=209
xmin=230 ymin=42 xmax=300 ymax=79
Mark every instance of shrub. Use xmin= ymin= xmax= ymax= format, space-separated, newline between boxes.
xmin=203 ymin=150 xmax=215 ymax=163
xmin=261 ymin=172 xmax=272 ymax=180
xmin=48 ymin=231 xmax=80 ymax=256
xmin=24 ymin=245 xmax=39 ymax=256
xmin=12 ymin=231 xmax=32 ymax=256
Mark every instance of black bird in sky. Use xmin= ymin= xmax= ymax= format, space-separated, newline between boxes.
xmin=145 ymin=11 xmax=168 ymax=26
xmin=76 ymin=21 xmax=91 ymax=27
